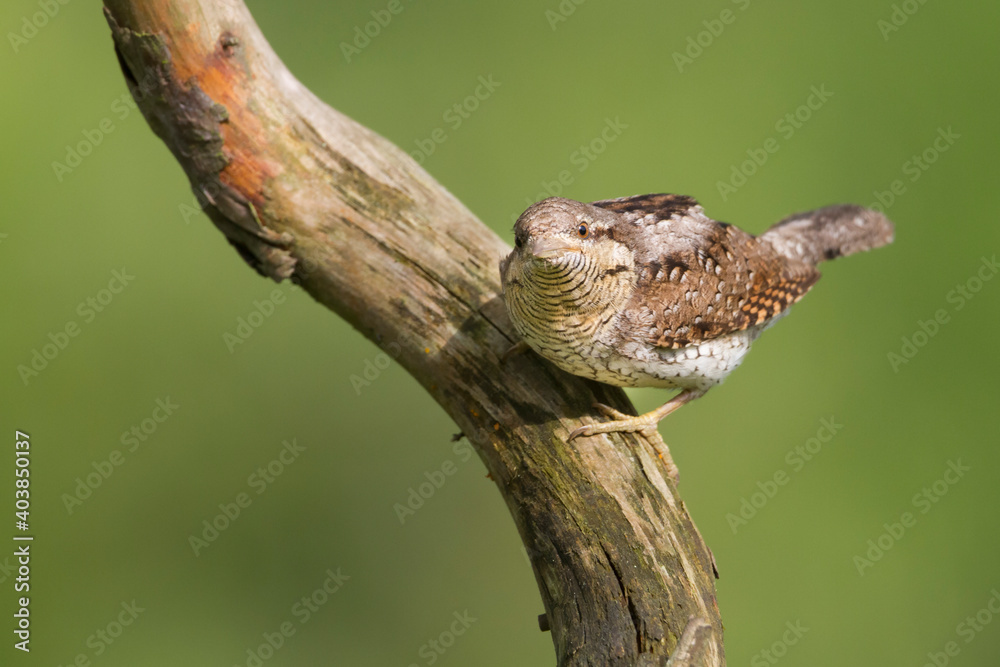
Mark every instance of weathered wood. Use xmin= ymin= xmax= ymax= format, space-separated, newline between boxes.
xmin=101 ymin=2 xmax=724 ymax=664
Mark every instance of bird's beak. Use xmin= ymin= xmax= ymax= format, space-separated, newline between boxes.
xmin=528 ymin=237 xmax=578 ymax=260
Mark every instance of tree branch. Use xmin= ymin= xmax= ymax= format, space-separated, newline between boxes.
xmin=101 ymin=1 xmax=724 ymax=664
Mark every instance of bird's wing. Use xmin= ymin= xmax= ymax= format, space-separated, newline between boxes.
xmin=591 ymin=193 xmax=702 ymax=220
xmin=592 ymin=194 xmax=820 ymax=349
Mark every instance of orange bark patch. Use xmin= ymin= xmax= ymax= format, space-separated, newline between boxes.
xmin=151 ymin=7 xmax=278 ymax=204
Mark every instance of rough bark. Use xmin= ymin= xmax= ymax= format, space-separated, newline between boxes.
xmin=101 ymin=2 xmax=724 ymax=664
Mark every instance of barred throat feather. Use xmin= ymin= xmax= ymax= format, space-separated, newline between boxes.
xmin=506 ymin=250 xmax=634 ymax=358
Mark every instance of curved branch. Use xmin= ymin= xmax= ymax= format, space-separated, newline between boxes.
xmin=101 ymin=1 xmax=724 ymax=664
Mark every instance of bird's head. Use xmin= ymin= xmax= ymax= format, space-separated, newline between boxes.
xmin=500 ymin=197 xmax=636 ymax=323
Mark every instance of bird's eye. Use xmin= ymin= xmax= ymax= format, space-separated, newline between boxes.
xmin=577 ymin=223 xmax=590 ymax=238
xmin=514 ymin=236 xmax=523 ymax=249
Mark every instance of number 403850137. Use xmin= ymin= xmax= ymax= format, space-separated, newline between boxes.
xmin=15 ymin=431 xmax=30 ymax=524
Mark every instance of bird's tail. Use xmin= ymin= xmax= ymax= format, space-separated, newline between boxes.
xmin=761 ymin=204 xmax=894 ymax=266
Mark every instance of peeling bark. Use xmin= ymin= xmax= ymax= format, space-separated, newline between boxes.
xmin=102 ymin=2 xmax=725 ymax=664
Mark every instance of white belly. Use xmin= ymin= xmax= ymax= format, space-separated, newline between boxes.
xmin=531 ymin=319 xmax=777 ymax=391
xmin=610 ymin=326 xmax=763 ymax=389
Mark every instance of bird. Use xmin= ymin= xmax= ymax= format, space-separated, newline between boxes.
xmin=500 ymin=194 xmax=894 ymax=441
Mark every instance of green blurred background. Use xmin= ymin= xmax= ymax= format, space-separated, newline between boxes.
xmin=2 ymin=1 xmax=998 ymax=665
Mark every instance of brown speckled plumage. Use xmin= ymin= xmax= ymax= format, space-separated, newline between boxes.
xmin=500 ymin=194 xmax=894 ymax=440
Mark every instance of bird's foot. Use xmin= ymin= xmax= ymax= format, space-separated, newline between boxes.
xmin=642 ymin=428 xmax=680 ymax=484
xmin=568 ymin=404 xmax=659 ymax=440
xmin=591 ymin=402 xmax=637 ymax=421
xmin=570 ymin=389 xmax=706 ymax=441
xmin=568 ymin=390 xmax=707 ymax=482
xmin=569 ymin=403 xmax=679 ymax=482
